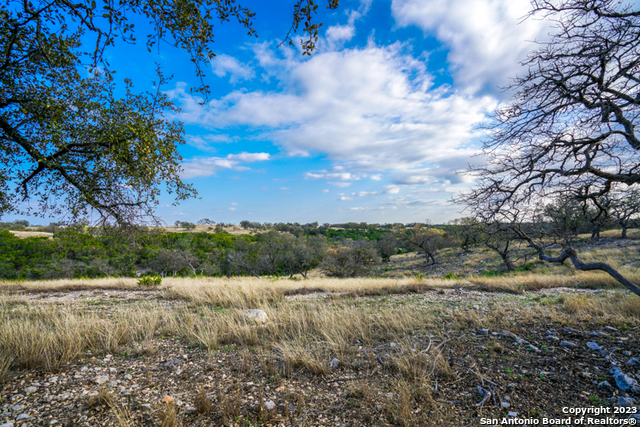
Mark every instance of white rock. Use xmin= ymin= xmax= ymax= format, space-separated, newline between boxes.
xmin=24 ymin=387 xmax=38 ymax=394
xmin=330 ymin=358 xmax=340 ymax=369
xmin=0 ymin=422 xmax=14 ymax=427
xmin=124 ymin=374 xmax=133 ymax=380
xmin=15 ymin=414 xmax=29 ymax=420
xmin=244 ymin=309 xmax=268 ymax=323
xmin=264 ymin=400 xmax=276 ymax=411
xmin=93 ymin=375 xmax=109 ymax=385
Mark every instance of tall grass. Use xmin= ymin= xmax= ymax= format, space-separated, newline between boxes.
xmin=0 ymin=304 xmax=168 ymax=369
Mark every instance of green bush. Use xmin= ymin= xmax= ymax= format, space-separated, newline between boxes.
xmin=137 ymin=274 xmax=162 ymax=286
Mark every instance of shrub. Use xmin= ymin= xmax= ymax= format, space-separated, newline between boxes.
xmin=137 ymin=274 xmax=162 ymax=286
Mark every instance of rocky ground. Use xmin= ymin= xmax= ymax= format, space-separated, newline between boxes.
xmin=1 ymin=286 xmax=640 ymax=427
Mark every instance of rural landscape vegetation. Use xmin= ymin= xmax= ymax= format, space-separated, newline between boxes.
xmin=2 ymin=0 xmax=640 ymax=426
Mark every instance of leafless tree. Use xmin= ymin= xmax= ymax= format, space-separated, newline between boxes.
xmin=609 ymin=186 xmax=640 ymax=238
xmin=458 ymin=0 xmax=640 ymax=295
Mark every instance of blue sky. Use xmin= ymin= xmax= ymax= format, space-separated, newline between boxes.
xmin=14 ymin=0 xmax=561 ymax=225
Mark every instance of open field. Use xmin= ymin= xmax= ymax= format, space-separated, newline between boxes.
xmin=1 ymin=271 xmax=640 ymax=426
xmin=8 ymin=231 xmax=54 ymax=239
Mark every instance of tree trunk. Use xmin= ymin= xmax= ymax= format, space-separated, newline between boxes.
xmin=500 ymin=252 xmax=514 ymax=271
xmin=513 ymin=227 xmax=640 ymax=297
xmin=425 ymin=251 xmax=436 ymax=265
xmin=622 ymin=224 xmax=628 ymax=239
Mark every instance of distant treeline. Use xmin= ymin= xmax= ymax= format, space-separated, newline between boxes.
xmin=1 ymin=196 xmax=637 ymax=281
xmin=0 ymin=227 xmax=395 ymax=280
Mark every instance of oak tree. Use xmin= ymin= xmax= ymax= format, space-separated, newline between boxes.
xmin=1 ymin=0 xmax=338 ymax=225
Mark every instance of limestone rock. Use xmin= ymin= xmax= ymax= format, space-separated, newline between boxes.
xmin=560 ymin=341 xmax=577 ymax=349
xmin=586 ymin=342 xmax=603 ymax=351
xmin=93 ymin=376 xmax=109 ymax=385
xmin=598 ymin=381 xmax=612 ymax=390
xmin=611 ymin=367 xmax=640 ymax=392
xmin=244 ymin=309 xmax=268 ymax=324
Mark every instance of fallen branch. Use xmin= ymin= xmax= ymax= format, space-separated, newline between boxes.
xmin=451 ymin=362 xmax=498 ymax=387
xmin=513 ymin=226 xmax=640 ymax=296
xmin=326 ymin=376 xmax=361 ymax=383
xmin=476 ymin=387 xmax=492 ymax=407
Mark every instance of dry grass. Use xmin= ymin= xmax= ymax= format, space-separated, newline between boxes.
xmin=0 ymin=276 xmax=639 ymax=426
xmin=0 ymin=304 xmax=167 ymax=369
xmin=8 ymin=230 xmax=54 ymax=238
xmin=164 ymin=276 xmax=441 ymax=307
xmin=560 ymin=291 xmax=640 ymax=321
xmin=194 ymin=387 xmax=212 ymax=415
xmin=468 ymin=268 xmax=640 ymax=293
xmin=218 ymin=381 xmax=241 ymax=422
xmin=157 ymin=224 xmax=254 ymax=235
xmin=157 ymin=402 xmax=182 ymax=427
xmin=1 ymin=270 xmax=639 ymax=376
xmin=0 ymin=277 xmax=142 ymax=293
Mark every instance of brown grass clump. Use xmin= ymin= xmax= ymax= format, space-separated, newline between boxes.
xmin=86 ymin=388 xmax=115 ymax=409
xmin=157 ymin=402 xmax=182 ymax=427
xmin=0 ymin=354 xmax=13 ymax=383
xmin=194 ymin=387 xmax=212 ymax=415
xmin=560 ymin=291 xmax=640 ymax=322
xmin=276 ymin=343 xmax=329 ymax=376
xmin=111 ymin=404 xmax=136 ymax=427
xmin=219 ymin=381 xmax=241 ymax=422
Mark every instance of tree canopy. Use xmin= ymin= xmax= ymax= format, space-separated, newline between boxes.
xmin=458 ymin=0 xmax=640 ymax=296
xmin=0 ymin=0 xmax=338 ymax=225
xmin=461 ymin=0 xmax=640 ymax=214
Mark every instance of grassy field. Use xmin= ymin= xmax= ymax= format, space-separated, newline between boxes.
xmin=0 ymin=235 xmax=639 ymax=426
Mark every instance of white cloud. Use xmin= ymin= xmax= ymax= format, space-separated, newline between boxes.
xmin=358 ymin=191 xmax=379 ymax=197
xmin=181 ymin=152 xmax=271 ymax=179
xmin=279 ymin=187 xmax=290 ymax=190
xmin=322 ymin=189 xmax=329 ymax=193
xmin=169 ymin=42 xmax=495 ymax=187
xmin=391 ymin=0 xmax=551 ymax=95
xmin=230 ymin=152 xmax=270 ymax=162
xmin=339 ymin=196 xmax=354 ymax=201
xmin=210 ymin=54 xmax=255 ymax=83
xmin=385 ymin=186 xmax=400 ymax=194
xmin=186 ymin=134 xmax=236 ymax=152
xmin=328 ymin=182 xmax=352 ymax=188
xmin=326 ymin=24 xmax=355 ymax=49
xmin=305 ymin=171 xmax=360 ymax=181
